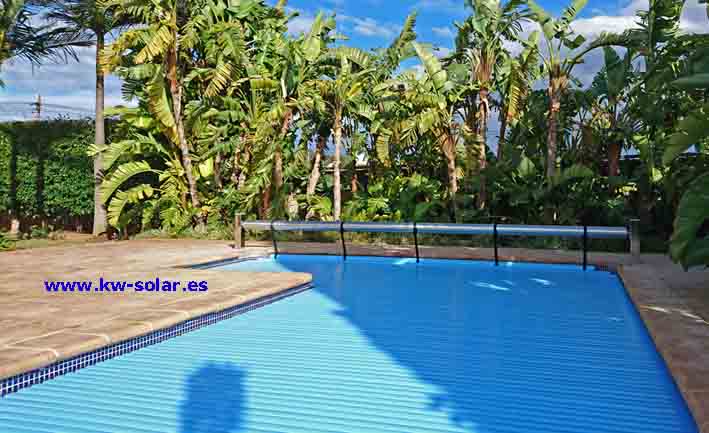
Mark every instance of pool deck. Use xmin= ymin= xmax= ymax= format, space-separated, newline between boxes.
xmin=0 ymin=240 xmax=310 ymax=381
xmin=1 ymin=239 xmax=707 ymax=432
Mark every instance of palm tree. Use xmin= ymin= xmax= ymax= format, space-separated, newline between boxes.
xmin=2 ymin=0 xmax=91 ymax=237
xmin=44 ymin=0 xmax=128 ymax=236
xmin=1 ymin=0 xmax=91 ymax=71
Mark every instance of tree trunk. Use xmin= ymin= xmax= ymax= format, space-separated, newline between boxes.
xmin=232 ymin=134 xmax=244 ymax=187
xmin=168 ymin=41 xmax=201 ymax=218
xmin=441 ymin=134 xmax=458 ymax=195
xmin=260 ymin=189 xmax=271 ymax=219
xmin=608 ymin=142 xmax=621 ymax=177
xmin=238 ymin=149 xmax=249 ymax=189
xmin=306 ymin=133 xmax=326 ymax=197
xmin=476 ymin=89 xmax=489 ymax=209
xmin=546 ymin=93 xmax=560 ymax=179
xmin=92 ymin=28 xmax=107 ymax=236
xmin=214 ymin=152 xmax=222 ymax=189
xmin=333 ymin=110 xmax=343 ymax=221
xmin=497 ymin=107 xmax=508 ymax=161
xmin=273 ymin=109 xmax=292 ymax=190
xmin=8 ymin=138 xmax=19 ymax=238
xmin=441 ymin=133 xmax=458 ymax=221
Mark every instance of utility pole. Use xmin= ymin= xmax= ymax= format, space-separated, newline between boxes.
xmin=32 ymin=94 xmax=42 ymax=120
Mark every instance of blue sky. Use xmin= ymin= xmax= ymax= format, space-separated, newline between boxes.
xmin=0 ymin=0 xmax=706 ymax=119
xmin=283 ymin=0 xmax=623 ymax=51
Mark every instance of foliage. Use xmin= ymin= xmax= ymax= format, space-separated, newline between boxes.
xmin=663 ymin=52 xmax=709 ymax=268
xmin=0 ymin=120 xmax=95 ymax=224
xmin=0 ymin=230 xmax=14 ymax=250
xmin=29 ymin=0 xmax=699 ymax=263
xmin=344 ymin=174 xmax=447 ymax=222
xmin=0 ymin=0 xmax=92 ymax=73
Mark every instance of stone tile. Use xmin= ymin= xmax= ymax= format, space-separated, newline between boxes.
xmin=688 ymin=392 xmax=709 ymax=428
xmin=163 ymin=297 xmax=229 ymax=319
xmin=1 ymin=240 xmax=312 ymax=381
xmin=73 ymin=318 xmax=155 ymax=344
xmin=0 ymin=347 xmax=57 ymax=378
xmin=113 ymin=309 xmax=191 ymax=331
xmin=9 ymin=332 xmax=109 ymax=361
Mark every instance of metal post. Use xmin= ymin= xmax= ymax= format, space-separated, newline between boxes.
xmin=493 ymin=221 xmax=499 ymax=266
xmin=582 ymin=225 xmax=588 ymax=271
xmin=340 ymin=221 xmax=347 ymax=261
xmin=413 ymin=222 xmax=420 ymax=263
xmin=629 ymin=218 xmax=641 ymax=262
xmin=270 ymin=220 xmax=278 ymax=258
xmin=233 ymin=213 xmax=245 ymax=249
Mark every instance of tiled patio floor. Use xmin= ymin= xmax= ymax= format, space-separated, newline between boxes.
xmin=0 ymin=240 xmax=309 ymax=379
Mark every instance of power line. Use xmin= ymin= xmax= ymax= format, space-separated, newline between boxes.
xmin=0 ymin=99 xmax=94 ymax=121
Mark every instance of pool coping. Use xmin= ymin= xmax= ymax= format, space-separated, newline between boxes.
xmin=0 ymin=280 xmax=312 ymax=397
xmin=617 ymin=266 xmax=709 ymax=433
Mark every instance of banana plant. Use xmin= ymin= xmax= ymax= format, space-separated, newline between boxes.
xmin=102 ymin=0 xmax=204 ymax=222
xmin=453 ymin=0 xmax=528 ymax=190
xmin=316 ymin=49 xmax=373 ymax=220
xmin=527 ymin=0 xmax=626 ymax=179
xmin=367 ymin=12 xmax=418 ymax=170
xmin=496 ymin=30 xmax=540 ymax=160
xmin=588 ymin=46 xmax=637 ymax=181
xmin=248 ymin=12 xmax=336 ymax=214
xmin=663 ymin=61 xmax=709 ymax=269
xmin=406 ymin=42 xmax=469 ymax=210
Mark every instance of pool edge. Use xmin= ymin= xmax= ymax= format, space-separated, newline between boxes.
xmin=617 ymin=265 xmax=703 ymax=432
xmin=0 ymin=281 xmax=313 ymax=398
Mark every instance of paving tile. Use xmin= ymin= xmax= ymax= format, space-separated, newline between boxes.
xmin=9 ymin=332 xmax=109 ymax=360
xmin=0 ymin=347 xmax=57 ymax=379
xmin=688 ymin=392 xmax=709 ymax=429
xmin=113 ymin=309 xmax=191 ymax=331
xmin=75 ymin=319 xmax=155 ymax=344
xmin=1 ymin=242 xmax=311 ymax=380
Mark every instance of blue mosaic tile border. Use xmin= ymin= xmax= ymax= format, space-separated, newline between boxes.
xmin=0 ymin=282 xmax=312 ymax=398
xmin=189 ymin=256 xmax=267 ymax=270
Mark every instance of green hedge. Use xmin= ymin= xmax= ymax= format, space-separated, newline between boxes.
xmin=0 ymin=120 xmax=95 ymax=227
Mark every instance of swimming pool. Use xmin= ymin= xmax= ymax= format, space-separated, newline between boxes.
xmin=0 ymin=255 xmax=698 ymax=432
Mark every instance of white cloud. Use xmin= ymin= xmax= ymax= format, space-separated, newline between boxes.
xmin=434 ymin=46 xmax=452 ymax=58
xmin=2 ymin=1 xmax=705 ymax=116
xmin=288 ymin=15 xmax=317 ymax=35
xmin=0 ymin=46 xmax=128 ymax=116
xmin=414 ymin=0 xmax=466 ymax=15
xmin=432 ymin=26 xmax=454 ymax=38
xmin=339 ymin=15 xmax=398 ymax=38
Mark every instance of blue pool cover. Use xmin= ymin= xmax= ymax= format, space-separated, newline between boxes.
xmin=0 ymin=255 xmax=698 ymax=433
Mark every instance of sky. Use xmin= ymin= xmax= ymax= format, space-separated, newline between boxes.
xmin=0 ymin=0 xmax=707 ymax=118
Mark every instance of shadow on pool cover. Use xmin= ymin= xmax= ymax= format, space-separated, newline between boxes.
xmin=294 ymin=257 xmax=695 ymax=432
xmin=180 ymin=362 xmax=246 ymax=433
